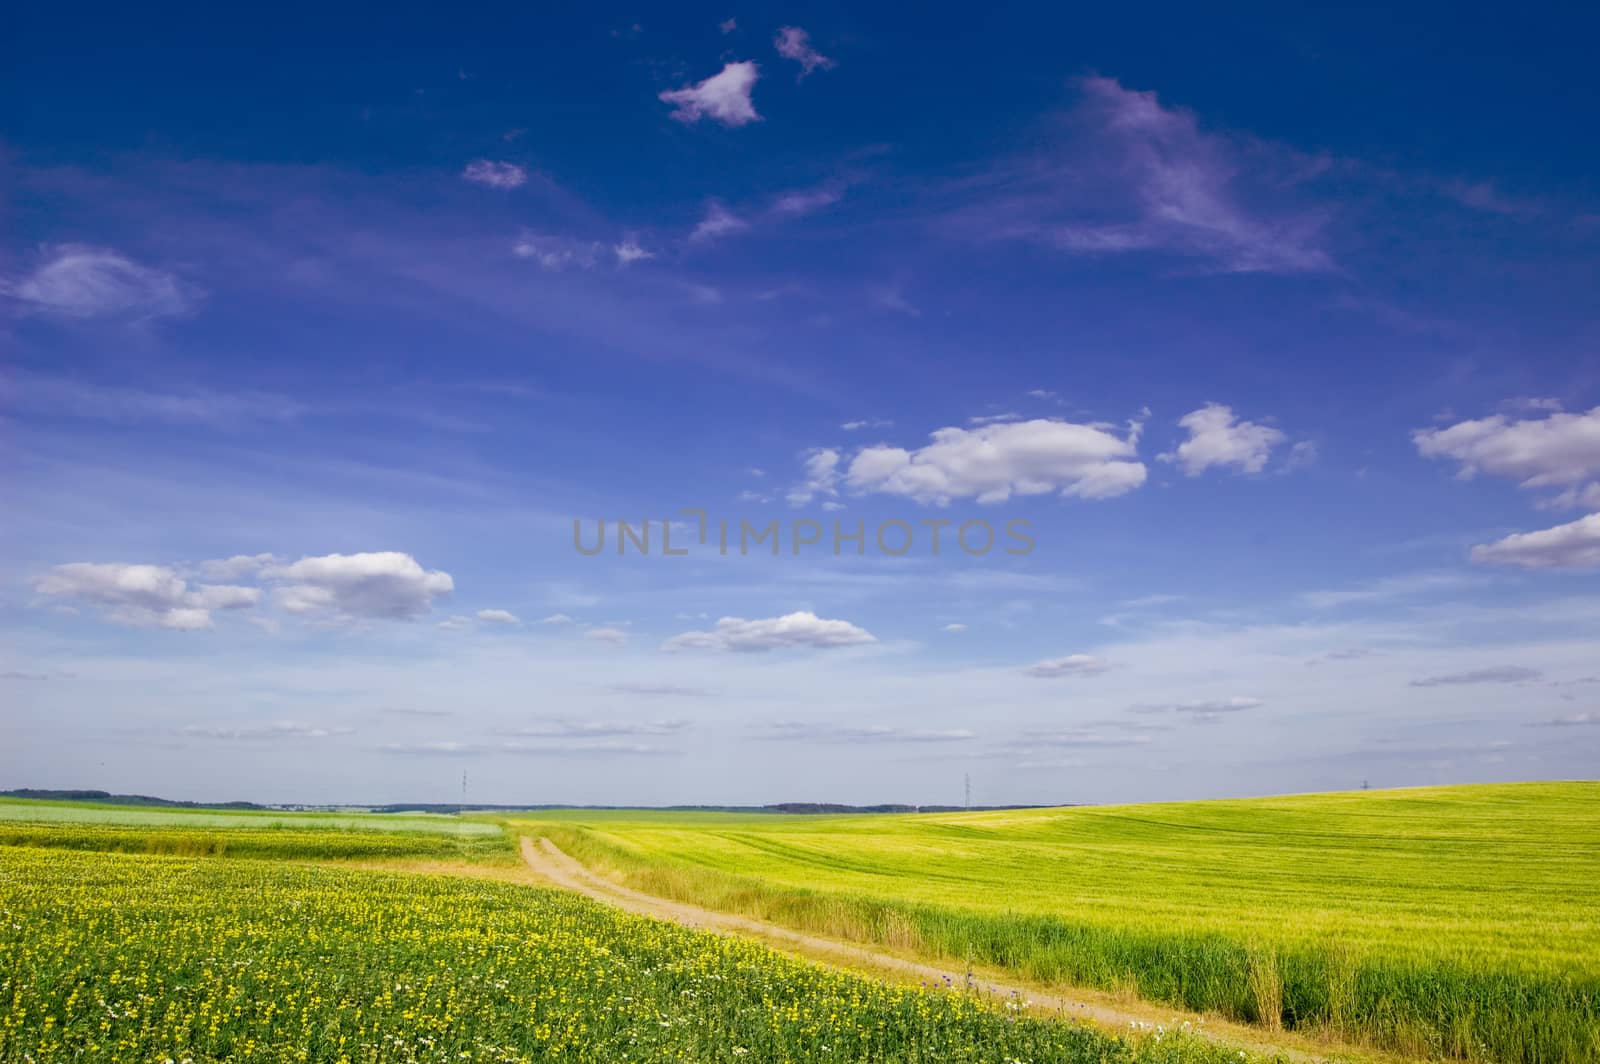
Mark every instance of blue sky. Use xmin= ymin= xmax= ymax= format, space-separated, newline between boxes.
xmin=3 ymin=3 xmax=1598 ymax=806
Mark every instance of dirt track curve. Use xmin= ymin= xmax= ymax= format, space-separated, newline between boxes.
xmin=518 ymin=836 xmax=1364 ymax=1063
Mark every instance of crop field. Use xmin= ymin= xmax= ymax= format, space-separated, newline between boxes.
xmin=0 ymin=843 xmax=1243 ymax=1064
xmin=516 ymin=783 xmax=1600 ymax=1063
xmin=0 ymin=800 xmax=511 ymax=862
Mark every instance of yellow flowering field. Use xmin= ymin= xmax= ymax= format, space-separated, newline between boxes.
xmin=0 ymin=845 xmax=1252 ymax=1064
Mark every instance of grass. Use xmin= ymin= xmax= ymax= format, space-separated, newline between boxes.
xmin=0 ymin=844 xmax=1259 ymax=1064
xmin=509 ymin=782 xmax=1600 ymax=1063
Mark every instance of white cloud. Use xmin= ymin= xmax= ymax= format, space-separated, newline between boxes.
xmin=774 ymin=26 xmax=835 ymax=77
xmin=462 ymin=160 xmax=528 ymax=189
xmin=614 ymin=240 xmax=655 ymax=265
xmin=659 ymin=62 xmax=760 ymax=127
xmin=1414 ymin=406 xmax=1600 ymax=505
xmin=9 ymin=245 xmax=193 ymax=319
xmin=182 ymin=721 xmax=352 ymax=740
xmin=34 ymin=562 xmax=258 ymax=630
xmin=690 ymin=201 xmax=750 ymax=242
xmin=1023 ymin=654 xmax=1110 ymax=678
xmin=841 ymin=419 xmax=893 ymax=432
xmin=838 ymin=418 xmax=1146 ymax=505
xmin=476 ymin=609 xmax=521 ymax=626
xmin=196 ymin=554 xmax=279 ymax=581
xmin=541 ymin=613 xmax=574 ymax=625
xmin=786 ymin=448 xmax=842 ymax=505
xmin=719 ymin=17 xmax=737 ymax=34
xmin=1531 ymin=712 xmax=1598 ymax=727
xmin=760 ymin=722 xmax=974 ymax=743
xmin=1470 ymin=513 xmax=1600 ymax=570
xmin=1164 ymin=403 xmax=1286 ymax=476
xmin=772 ymin=185 xmax=842 ymax=216
xmin=584 ymin=626 xmax=630 ymax=646
xmin=506 ymin=718 xmax=688 ymax=738
xmin=949 ymin=77 xmax=1332 ymax=274
xmin=663 ymin=610 xmax=875 ymax=652
xmin=942 ymin=623 xmax=968 ymax=633
xmin=1013 ymin=729 xmax=1151 ymax=748
xmin=1130 ymin=696 xmax=1263 ymax=714
xmin=270 ymin=552 xmax=453 ymax=620
xmin=512 ymin=234 xmax=601 ymax=270
xmin=1410 ymin=666 xmax=1541 ymax=687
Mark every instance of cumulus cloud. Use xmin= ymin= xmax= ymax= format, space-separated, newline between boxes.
xmin=1415 ymin=406 xmax=1600 ymax=506
xmin=690 ymin=201 xmax=750 ymax=242
xmin=1470 ymin=514 xmax=1600 ymax=570
xmin=476 ymin=609 xmax=520 ymax=625
xmin=663 ymin=610 xmax=875 ymax=652
xmin=832 ymin=418 xmax=1146 ymax=506
xmin=786 ymin=448 xmax=842 ymax=505
xmin=774 ymin=27 xmax=834 ymax=77
xmin=942 ymin=623 xmax=968 ymax=633
xmin=1023 ymin=654 xmax=1110 ymax=678
xmin=34 ymin=562 xmax=258 ymax=630
xmin=541 ymin=613 xmax=574 ymax=625
xmin=1410 ymin=666 xmax=1543 ymax=687
xmin=1164 ymin=404 xmax=1287 ymax=475
xmin=659 ymin=62 xmax=760 ymax=127
xmin=8 ymin=245 xmax=194 ymax=319
xmin=270 ymin=552 xmax=453 ymax=620
xmin=584 ymin=626 xmax=630 ymax=646
xmin=462 ymin=160 xmax=528 ymax=189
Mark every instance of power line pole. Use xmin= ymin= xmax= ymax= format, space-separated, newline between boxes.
xmin=964 ymin=773 xmax=971 ymax=811
xmin=460 ymin=770 xmax=467 ymax=815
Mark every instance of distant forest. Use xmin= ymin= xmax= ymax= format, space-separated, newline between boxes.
xmin=1 ymin=789 xmax=1053 ymax=815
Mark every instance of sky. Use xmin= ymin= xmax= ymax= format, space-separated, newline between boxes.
xmin=2 ymin=2 xmax=1598 ymax=807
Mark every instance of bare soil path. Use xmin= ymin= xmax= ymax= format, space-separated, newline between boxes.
xmin=518 ymin=836 xmax=1391 ymax=1064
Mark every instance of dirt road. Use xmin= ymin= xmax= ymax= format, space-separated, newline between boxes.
xmin=518 ymin=836 xmax=1374 ymax=1063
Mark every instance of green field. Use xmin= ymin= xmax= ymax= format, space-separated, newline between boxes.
xmin=0 ymin=841 xmax=1242 ymax=1064
xmin=514 ymin=782 xmax=1600 ymax=1063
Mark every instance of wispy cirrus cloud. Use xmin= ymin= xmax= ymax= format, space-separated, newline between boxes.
xmin=1410 ymin=666 xmax=1543 ymax=687
xmin=758 ymin=722 xmax=974 ymax=743
xmin=6 ymin=245 xmax=197 ymax=319
xmin=1023 ymin=654 xmax=1110 ymax=679
xmin=941 ymin=76 xmax=1334 ymax=274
